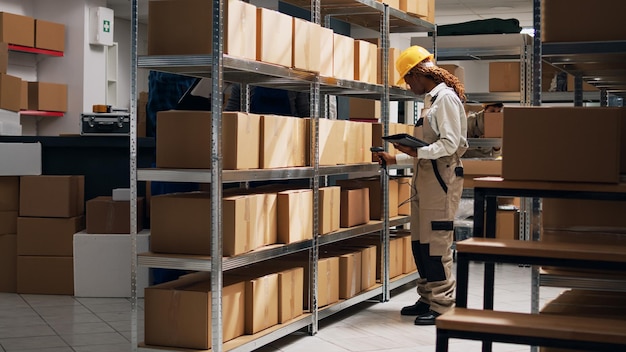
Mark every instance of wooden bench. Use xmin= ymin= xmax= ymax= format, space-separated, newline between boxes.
xmin=436 ymin=308 xmax=626 ymax=352
xmin=455 ymin=237 xmax=626 ymax=309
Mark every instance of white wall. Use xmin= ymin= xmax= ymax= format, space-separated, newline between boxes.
xmin=114 ymin=18 xmax=149 ymax=110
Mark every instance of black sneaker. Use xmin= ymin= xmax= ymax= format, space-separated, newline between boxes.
xmin=400 ymin=301 xmax=430 ymax=316
xmin=414 ymin=310 xmax=441 ymax=325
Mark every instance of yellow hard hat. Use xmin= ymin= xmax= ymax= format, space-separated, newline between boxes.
xmin=395 ymin=45 xmax=434 ymax=86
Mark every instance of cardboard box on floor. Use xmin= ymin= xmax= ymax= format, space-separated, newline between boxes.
xmin=17 ymin=255 xmax=73 ymax=295
xmin=0 ymin=211 xmax=17 ymax=235
xmin=0 ymin=12 xmax=35 ymax=47
xmin=144 ymin=272 xmax=245 ymax=349
xmin=86 ymin=196 xmax=144 ymax=234
xmin=0 ymin=176 xmax=19 ymax=211
xmin=0 ymin=234 xmax=16 ymax=292
xmin=17 ymin=216 xmax=84 ymax=256
xmin=502 ymin=107 xmax=626 ymax=183
xmin=19 ymin=175 xmax=84 ymax=218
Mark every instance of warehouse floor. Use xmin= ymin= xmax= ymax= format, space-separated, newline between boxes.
xmin=0 ymin=263 xmax=563 ymax=352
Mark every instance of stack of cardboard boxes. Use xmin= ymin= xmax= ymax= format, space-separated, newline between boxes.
xmin=16 ymin=175 xmax=85 ymax=295
xmin=0 ymin=176 xmax=19 ymax=292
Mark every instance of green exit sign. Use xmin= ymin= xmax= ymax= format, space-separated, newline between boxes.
xmin=103 ymin=20 xmax=111 ymax=33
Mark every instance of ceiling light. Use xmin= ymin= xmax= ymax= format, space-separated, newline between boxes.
xmin=491 ymin=6 xmax=514 ymax=10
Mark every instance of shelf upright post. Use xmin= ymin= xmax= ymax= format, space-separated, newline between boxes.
xmin=380 ymin=3 xmax=391 ymax=302
xmin=210 ymin=0 xmax=225 ymax=351
xmin=308 ymin=0 xmax=321 ymax=336
xmin=574 ymin=74 xmax=583 ymax=106
xmin=530 ymin=3 xmax=542 ymax=352
xmin=601 ymin=89 xmax=609 ymax=107
xmin=130 ymin=0 xmax=139 ymax=351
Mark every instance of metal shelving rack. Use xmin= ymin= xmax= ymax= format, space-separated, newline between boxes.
xmin=129 ymin=1 xmax=434 ymax=351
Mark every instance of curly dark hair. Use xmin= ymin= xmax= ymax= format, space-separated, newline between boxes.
xmin=409 ymin=59 xmax=466 ymax=102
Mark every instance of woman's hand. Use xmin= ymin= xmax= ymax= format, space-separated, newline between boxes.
xmin=393 ymin=143 xmax=418 ymax=157
xmin=374 ymin=151 xmax=397 ymax=166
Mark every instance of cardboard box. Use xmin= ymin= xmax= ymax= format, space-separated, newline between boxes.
xmin=156 ymin=111 xmax=261 ymax=169
xmin=144 ymin=273 xmax=245 ymax=349
xmin=19 ymin=80 xmax=27 ymax=110
xmin=293 ymin=18 xmax=321 ymax=72
xmin=73 ymin=230 xmax=150 ymax=298
xmin=19 ymin=175 xmax=84 ymax=218
xmin=277 ymin=189 xmax=313 ymax=244
xmin=339 ymin=188 xmax=370 ymax=227
xmin=150 ymin=192 xmax=212 ymax=255
xmin=243 ymin=273 xmax=279 ymax=334
xmin=223 ymin=194 xmax=263 ymax=256
xmin=483 ymin=112 xmax=503 ymax=138
xmin=256 ymin=7 xmax=292 ymax=67
xmin=35 ymin=19 xmax=65 ymax=52
xmin=0 ymin=12 xmax=35 ymax=47
xmin=0 ymin=234 xmax=16 ymax=292
xmin=543 ymin=199 xmax=626 ymax=231
xmin=276 ymin=267 xmax=304 ymax=323
xmin=86 ymin=196 xmax=144 ymax=234
xmin=354 ymin=40 xmax=377 ymax=84
xmin=319 ymin=26 xmax=334 ymax=77
xmin=395 ymin=176 xmax=412 ymax=216
xmin=0 ymin=176 xmax=19 ymax=211
xmin=316 ymin=256 xmax=340 ymax=307
xmin=496 ymin=210 xmax=519 ymax=240
xmin=258 ymin=191 xmax=278 ymax=246
xmin=344 ymin=121 xmax=372 ymax=164
xmin=378 ymin=47 xmax=401 ymax=86
xmin=489 ymin=62 xmax=520 ymax=92
xmin=0 ymin=43 xmax=8 ymax=74
xmin=17 ymin=255 xmax=73 ymax=295
xmin=400 ymin=234 xmax=417 ymax=273
xmin=319 ymin=186 xmax=340 ymax=235
xmin=349 ymin=98 xmax=381 ymax=120
xmin=0 ymin=143 xmax=41 ymax=176
xmin=336 ymin=177 xmax=398 ymax=220
xmin=337 ymin=251 xmax=362 ymax=299
xmin=17 ymin=216 xmax=84 ymax=256
xmin=148 ymin=0 xmax=212 ymax=55
xmin=261 ymin=115 xmax=306 ymax=168
xmin=502 ymin=107 xmax=625 ymax=183
xmin=378 ymin=0 xmax=400 ymax=9
xmin=439 ymin=64 xmax=465 ymax=85
xmin=333 ymin=33 xmax=355 ymax=80
xmin=311 ymin=118 xmax=347 ymax=166
xmin=0 ymin=210 xmax=17 ymax=234
xmin=461 ymin=159 xmax=502 ymax=176
xmin=149 ymin=0 xmax=257 ymax=57
xmin=0 ymin=73 xmax=22 ymax=112
xmin=400 ymin=0 xmax=428 ymax=17
xmin=226 ymin=0 xmax=256 ymax=60
xmin=541 ymin=0 xmax=626 ymax=42
xmin=27 ymin=82 xmax=67 ymax=112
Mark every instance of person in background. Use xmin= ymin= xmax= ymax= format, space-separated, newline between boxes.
xmin=224 ymin=84 xmax=310 ymax=117
xmin=146 ymin=71 xmax=200 ymax=285
xmin=464 ymin=102 xmax=503 ymax=158
xmin=375 ymin=45 xmax=468 ymax=325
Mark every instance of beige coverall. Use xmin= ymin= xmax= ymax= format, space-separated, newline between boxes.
xmin=397 ymin=83 xmax=468 ymax=315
